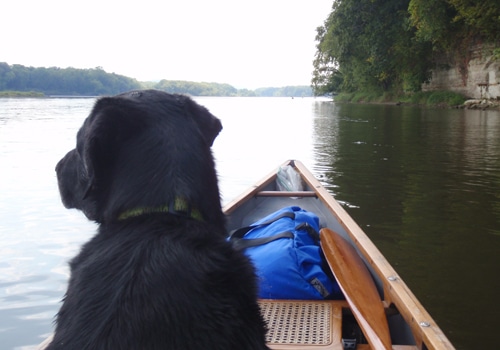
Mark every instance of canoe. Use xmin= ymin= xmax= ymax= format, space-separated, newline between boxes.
xmin=38 ymin=159 xmax=455 ymax=350
xmin=224 ymin=160 xmax=455 ymax=350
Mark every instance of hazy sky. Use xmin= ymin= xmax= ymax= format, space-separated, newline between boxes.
xmin=2 ymin=1 xmax=333 ymax=89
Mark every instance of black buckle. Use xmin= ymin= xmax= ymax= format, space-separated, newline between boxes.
xmin=342 ymin=338 xmax=357 ymax=349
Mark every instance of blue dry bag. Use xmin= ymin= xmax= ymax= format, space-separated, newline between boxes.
xmin=230 ymin=206 xmax=343 ymax=300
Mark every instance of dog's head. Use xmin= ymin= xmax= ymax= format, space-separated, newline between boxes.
xmin=56 ymin=90 xmax=223 ymax=225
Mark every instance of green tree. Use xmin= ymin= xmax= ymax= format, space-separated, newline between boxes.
xmin=449 ymin=0 xmax=500 ymax=41
xmin=153 ymin=80 xmax=239 ymax=96
xmin=408 ymin=0 xmax=500 ymax=84
xmin=0 ymin=62 xmax=13 ymax=90
xmin=0 ymin=63 xmax=141 ymax=95
xmin=312 ymin=0 xmax=498 ymax=96
xmin=313 ymin=0 xmax=424 ymax=94
xmin=408 ymin=0 xmax=457 ymax=46
xmin=409 ymin=0 xmax=500 ymax=45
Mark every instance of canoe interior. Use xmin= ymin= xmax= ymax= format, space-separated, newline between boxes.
xmin=223 ymin=160 xmax=455 ymax=350
xmin=224 ymin=165 xmax=379 ymax=290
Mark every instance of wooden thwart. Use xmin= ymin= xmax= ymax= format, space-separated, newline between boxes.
xmin=256 ymin=190 xmax=317 ymax=197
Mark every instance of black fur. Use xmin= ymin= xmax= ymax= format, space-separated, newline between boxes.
xmin=50 ymin=90 xmax=269 ymax=349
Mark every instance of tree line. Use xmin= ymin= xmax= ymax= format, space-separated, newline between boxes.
xmin=0 ymin=63 xmax=142 ymax=96
xmin=0 ymin=63 xmax=313 ymax=97
xmin=312 ymin=0 xmax=500 ymax=96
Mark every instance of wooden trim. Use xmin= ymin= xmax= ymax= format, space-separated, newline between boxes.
xmin=357 ymin=346 xmax=418 ymax=350
xmin=37 ymin=335 xmax=53 ymax=350
xmin=255 ymin=191 xmax=317 ymax=197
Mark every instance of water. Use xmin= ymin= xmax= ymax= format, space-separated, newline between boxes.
xmin=1 ymin=97 xmax=499 ymax=349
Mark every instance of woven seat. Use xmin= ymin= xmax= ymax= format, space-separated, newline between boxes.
xmin=259 ymin=300 xmax=343 ymax=349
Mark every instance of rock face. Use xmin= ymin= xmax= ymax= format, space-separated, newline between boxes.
xmin=422 ymin=45 xmax=500 ymax=99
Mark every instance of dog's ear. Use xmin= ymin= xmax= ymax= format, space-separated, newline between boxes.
xmin=79 ymin=97 xmax=142 ymax=191
xmin=182 ymin=96 xmax=222 ymax=147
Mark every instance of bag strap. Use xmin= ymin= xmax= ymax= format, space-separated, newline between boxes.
xmin=229 ymin=211 xmax=296 ymax=251
xmin=229 ymin=210 xmax=322 ymax=250
xmin=231 ymin=231 xmax=294 ymax=250
xmin=229 ymin=211 xmax=295 ymax=239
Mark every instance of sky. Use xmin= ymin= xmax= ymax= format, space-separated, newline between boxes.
xmin=2 ymin=0 xmax=333 ymax=89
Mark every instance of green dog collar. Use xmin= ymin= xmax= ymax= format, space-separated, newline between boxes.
xmin=118 ymin=197 xmax=203 ymax=221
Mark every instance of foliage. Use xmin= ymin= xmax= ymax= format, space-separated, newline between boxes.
xmin=445 ymin=0 xmax=500 ymax=41
xmin=237 ymin=89 xmax=257 ymax=97
xmin=422 ymin=90 xmax=466 ymax=106
xmin=493 ymin=48 xmax=500 ymax=60
xmin=0 ymin=63 xmax=141 ymax=96
xmin=0 ymin=63 xmax=312 ymax=97
xmin=151 ymin=81 xmax=312 ymax=97
xmin=350 ymin=92 xmax=380 ymax=103
xmin=313 ymin=0 xmax=499 ymax=96
xmin=335 ymin=90 xmax=466 ymax=107
xmin=332 ymin=93 xmax=355 ymax=102
xmin=0 ymin=90 xmax=45 ymax=97
xmin=408 ymin=0 xmax=457 ymax=45
xmin=313 ymin=0 xmax=432 ymax=95
xmin=154 ymin=80 xmax=238 ymax=96
xmin=254 ymin=86 xmax=313 ymax=97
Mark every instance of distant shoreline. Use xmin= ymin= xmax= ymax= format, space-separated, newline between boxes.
xmin=48 ymin=95 xmax=98 ymax=99
xmin=0 ymin=91 xmax=324 ymax=99
xmin=0 ymin=91 xmax=45 ymax=98
xmin=0 ymin=91 xmax=102 ymax=98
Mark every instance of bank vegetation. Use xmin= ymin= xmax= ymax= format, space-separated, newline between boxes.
xmin=312 ymin=0 xmax=500 ymax=106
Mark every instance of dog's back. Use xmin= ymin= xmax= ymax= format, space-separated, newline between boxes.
xmin=50 ymin=90 xmax=269 ymax=349
xmin=48 ymin=217 xmax=268 ymax=349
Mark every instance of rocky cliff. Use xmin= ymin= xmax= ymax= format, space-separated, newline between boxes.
xmin=422 ymin=44 xmax=499 ymax=99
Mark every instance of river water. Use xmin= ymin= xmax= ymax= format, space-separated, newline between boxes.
xmin=0 ymin=97 xmax=498 ymax=349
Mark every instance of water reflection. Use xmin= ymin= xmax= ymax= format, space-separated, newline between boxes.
xmin=0 ymin=98 xmax=96 ymax=349
xmin=311 ymin=102 xmax=500 ymax=348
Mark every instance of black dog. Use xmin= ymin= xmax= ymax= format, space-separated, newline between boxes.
xmin=49 ymin=90 xmax=269 ymax=349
